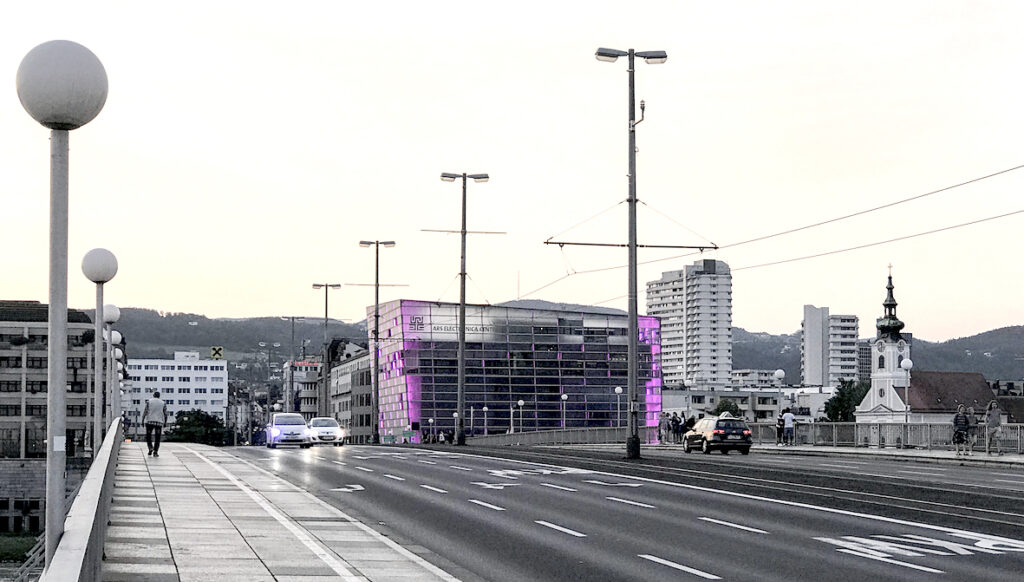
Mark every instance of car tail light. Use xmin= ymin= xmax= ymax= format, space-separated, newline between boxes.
xmin=743 ymin=429 xmax=751 ymax=435
xmin=712 ymin=429 xmax=725 ymax=435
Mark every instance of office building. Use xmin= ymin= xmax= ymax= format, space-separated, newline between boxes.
xmin=368 ymin=299 xmax=661 ymax=441
xmin=125 ymin=351 xmax=229 ymax=437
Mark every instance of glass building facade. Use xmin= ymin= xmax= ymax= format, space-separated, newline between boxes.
xmin=373 ymin=300 xmax=661 ymax=441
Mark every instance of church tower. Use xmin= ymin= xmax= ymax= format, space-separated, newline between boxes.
xmin=855 ymin=270 xmax=911 ymax=422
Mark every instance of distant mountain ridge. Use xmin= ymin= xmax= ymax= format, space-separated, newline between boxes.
xmin=108 ymin=306 xmax=1023 ymax=381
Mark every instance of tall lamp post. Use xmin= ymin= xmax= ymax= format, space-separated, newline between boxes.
xmin=481 ymin=406 xmax=489 ymax=436
xmin=614 ymin=386 xmax=623 ymax=428
xmin=560 ymin=393 xmax=568 ymax=428
xmin=82 ymin=249 xmax=117 ymax=452
xmin=517 ymin=399 xmax=525 ymax=434
xmin=901 ymin=358 xmax=914 ymax=423
xmin=440 ymin=172 xmax=489 ymax=446
xmin=104 ymin=308 xmax=121 ymax=422
xmin=312 ymin=283 xmax=340 ymax=417
xmin=18 ymin=40 xmax=107 ymax=566
xmin=595 ymin=47 xmax=667 ymax=459
xmin=358 ymin=240 xmax=396 ymax=445
xmin=280 ymin=316 xmax=304 ymax=413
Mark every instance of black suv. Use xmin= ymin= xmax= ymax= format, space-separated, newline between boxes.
xmin=683 ymin=413 xmax=752 ymax=455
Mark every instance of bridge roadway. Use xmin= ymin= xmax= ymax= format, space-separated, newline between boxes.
xmin=104 ymin=441 xmax=1024 ymax=581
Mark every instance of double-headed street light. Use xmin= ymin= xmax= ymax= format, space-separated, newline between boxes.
xmin=18 ymin=39 xmax=107 ymax=566
xmin=358 ymin=240 xmax=396 ymax=445
xmin=595 ymin=47 xmax=667 ymax=459
xmin=440 ymin=172 xmax=488 ymax=446
xmin=312 ymin=283 xmax=341 ymax=417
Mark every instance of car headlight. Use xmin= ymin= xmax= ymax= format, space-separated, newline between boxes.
xmin=270 ymin=427 xmax=281 ymax=437
xmin=336 ymin=428 xmax=345 ymax=438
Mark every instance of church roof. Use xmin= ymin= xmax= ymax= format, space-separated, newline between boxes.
xmin=894 ymin=370 xmax=994 ymax=414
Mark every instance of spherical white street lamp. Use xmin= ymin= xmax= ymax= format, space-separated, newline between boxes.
xmin=482 ymin=406 xmax=489 ymax=436
xmin=19 ymin=39 xmax=108 ymax=567
xmin=902 ymin=358 xmax=914 ymax=423
xmin=517 ymin=399 xmax=525 ymax=434
xmin=560 ymin=393 xmax=569 ymax=428
xmin=614 ymin=386 xmax=623 ymax=428
xmin=774 ymin=369 xmax=785 ymax=384
xmin=82 ymin=248 xmax=117 ymax=453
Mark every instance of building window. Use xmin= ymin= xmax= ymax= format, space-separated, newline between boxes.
xmin=878 ymin=355 xmax=885 ymax=370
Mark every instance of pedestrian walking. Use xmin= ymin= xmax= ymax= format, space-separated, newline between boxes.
xmin=952 ymin=404 xmax=970 ymax=456
xmin=659 ymin=412 xmax=670 ymax=445
xmin=143 ymin=391 xmax=168 ymax=457
xmin=775 ymin=412 xmax=785 ymax=447
xmin=782 ymin=408 xmax=796 ymax=446
xmin=985 ymin=400 xmax=1003 ymax=456
xmin=966 ymin=406 xmax=979 ymax=456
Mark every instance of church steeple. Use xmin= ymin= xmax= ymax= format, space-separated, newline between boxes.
xmin=876 ymin=266 xmax=904 ymax=341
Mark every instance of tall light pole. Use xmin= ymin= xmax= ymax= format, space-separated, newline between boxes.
xmin=561 ymin=393 xmax=568 ymax=428
xmin=18 ymin=40 xmax=107 ymax=566
xmin=358 ymin=240 xmax=396 ymax=445
xmin=280 ymin=316 xmax=304 ymax=413
xmin=517 ymin=399 xmax=525 ymax=434
xmin=482 ymin=406 xmax=489 ymax=436
xmin=440 ymin=172 xmax=489 ymax=446
xmin=596 ymin=47 xmax=667 ymax=459
xmin=614 ymin=386 xmax=623 ymax=428
xmin=312 ymin=283 xmax=340 ymax=417
xmin=104 ymin=307 xmax=121 ymax=424
xmin=82 ymin=249 xmax=117 ymax=453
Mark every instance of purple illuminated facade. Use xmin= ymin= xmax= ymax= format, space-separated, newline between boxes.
xmin=370 ymin=300 xmax=661 ymax=442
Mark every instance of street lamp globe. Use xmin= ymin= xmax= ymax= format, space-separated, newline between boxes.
xmin=103 ymin=304 xmax=120 ymax=325
xmin=901 ymin=359 xmax=914 ymax=371
xmin=17 ymin=40 xmax=108 ymax=130
xmin=482 ymin=406 xmax=488 ymax=413
xmin=113 ymin=347 xmax=124 ymax=361
xmin=81 ymin=248 xmax=117 ymax=283
xmin=774 ymin=369 xmax=785 ymax=383
xmin=452 ymin=412 xmax=459 ymax=418
xmin=517 ymin=399 xmax=525 ymax=407
xmin=110 ymin=331 xmax=122 ymax=346
xmin=614 ymin=386 xmax=623 ymax=395
xmin=561 ymin=394 xmax=568 ymax=401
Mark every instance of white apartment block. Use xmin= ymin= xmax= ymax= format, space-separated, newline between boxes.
xmin=732 ymin=369 xmax=784 ymax=388
xmin=801 ymin=305 xmax=859 ymax=387
xmin=283 ymin=359 xmax=322 ymax=421
xmin=646 ymin=260 xmax=733 ymax=388
xmin=125 ymin=351 xmax=229 ymax=433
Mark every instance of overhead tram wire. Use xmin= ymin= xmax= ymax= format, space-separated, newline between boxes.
xmin=732 ymin=208 xmax=1024 ymax=271
xmin=522 ymin=162 xmax=1024 ymax=298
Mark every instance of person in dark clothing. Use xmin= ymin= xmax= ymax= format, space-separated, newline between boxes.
xmin=142 ymin=391 xmax=168 ymax=457
xmin=952 ymin=404 xmax=970 ymax=457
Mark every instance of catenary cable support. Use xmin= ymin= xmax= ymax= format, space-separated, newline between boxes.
xmin=732 ymin=209 xmax=1024 ymax=271
xmin=544 ymin=200 xmax=626 ymax=243
xmin=638 ymin=200 xmax=716 ymax=247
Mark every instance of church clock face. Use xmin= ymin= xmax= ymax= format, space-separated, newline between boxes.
xmin=875 ymin=340 xmax=885 ymax=353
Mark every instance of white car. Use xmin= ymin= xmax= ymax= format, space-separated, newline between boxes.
xmin=266 ymin=413 xmax=312 ymax=449
xmin=309 ymin=417 xmax=345 ymax=446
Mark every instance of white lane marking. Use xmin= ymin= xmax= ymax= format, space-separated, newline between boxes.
xmin=468 ymin=499 xmax=506 ymax=511
xmin=758 ymin=459 xmax=792 ymax=464
xmin=384 ymin=474 xmax=405 ymax=481
xmin=420 ymin=485 xmax=448 ymax=494
xmin=535 ymin=520 xmax=586 ymax=537
xmin=419 ymin=460 xmax=438 ymax=465
xmin=218 ymin=450 xmax=460 ymax=582
xmin=314 ymin=456 xmax=326 ymax=460
xmin=444 ymin=451 xmax=1024 ymax=543
xmin=185 ymin=447 xmax=361 ymax=581
xmin=818 ymin=463 xmax=856 ymax=469
xmin=356 ymin=466 xmax=374 ymax=473
xmin=835 ymin=549 xmax=944 ymax=573
xmin=992 ymin=472 xmax=1024 ymax=478
xmin=897 ymin=470 xmax=944 ymax=476
xmin=995 ymin=479 xmax=1024 ymax=485
xmin=332 ymin=461 xmax=347 ymax=466
xmin=583 ymin=479 xmax=642 ymax=488
xmin=450 ymin=465 xmax=473 ymax=471
xmin=541 ymin=483 xmax=577 ymax=492
xmin=698 ymin=517 xmax=768 ymax=534
xmin=607 ymin=496 xmax=656 ymax=509
xmin=639 ymin=554 xmax=721 ymax=579
xmin=471 ymin=482 xmax=520 ymax=490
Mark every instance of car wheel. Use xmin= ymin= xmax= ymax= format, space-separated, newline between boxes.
xmin=265 ymin=443 xmax=271 ymax=449
xmin=720 ymin=448 xmax=729 ymax=455
xmin=701 ymin=439 xmax=711 ymax=454
xmin=683 ymin=441 xmax=692 ymax=453
xmin=269 ymin=443 xmax=277 ymax=449
xmin=740 ymin=447 xmax=750 ymax=455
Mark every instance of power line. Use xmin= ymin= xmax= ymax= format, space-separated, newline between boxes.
xmin=732 ymin=209 xmax=1024 ymax=272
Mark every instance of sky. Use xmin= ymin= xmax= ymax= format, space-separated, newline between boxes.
xmin=2 ymin=1 xmax=1023 ymax=343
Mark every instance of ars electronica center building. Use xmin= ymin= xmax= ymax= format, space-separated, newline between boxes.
xmin=370 ymin=299 xmax=662 ymax=441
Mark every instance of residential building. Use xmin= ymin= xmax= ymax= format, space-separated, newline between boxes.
xmin=283 ymin=358 xmax=322 ymax=421
xmin=369 ymin=299 xmax=661 ymax=441
xmin=124 ymin=351 xmax=229 ymax=438
xmin=329 ymin=350 xmax=372 ymax=443
xmin=662 ymin=387 xmax=782 ymax=422
xmin=646 ymin=259 xmax=732 ymax=388
xmin=801 ymin=305 xmax=859 ymax=387
xmin=731 ymin=369 xmax=784 ymax=389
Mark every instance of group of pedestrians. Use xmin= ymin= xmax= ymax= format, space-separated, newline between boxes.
xmin=658 ymin=412 xmax=696 ymax=444
xmin=775 ymin=408 xmax=796 ymax=446
xmin=952 ymin=400 xmax=1003 ymax=456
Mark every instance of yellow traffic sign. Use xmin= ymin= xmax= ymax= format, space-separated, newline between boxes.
xmin=211 ymin=346 xmax=224 ymax=359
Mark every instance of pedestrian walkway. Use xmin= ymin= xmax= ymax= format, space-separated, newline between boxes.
xmin=102 ymin=442 xmax=457 ymax=582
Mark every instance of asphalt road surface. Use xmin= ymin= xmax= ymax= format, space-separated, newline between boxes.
xmin=226 ymin=444 xmax=1024 ymax=581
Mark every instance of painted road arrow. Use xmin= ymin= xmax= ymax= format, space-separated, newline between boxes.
xmin=329 ymin=484 xmax=365 ymax=493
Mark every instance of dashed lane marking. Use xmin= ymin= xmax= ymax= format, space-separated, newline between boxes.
xmin=639 ymin=554 xmax=720 ymax=579
xmin=420 ymin=485 xmax=448 ymax=494
xmin=698 ymin=517 xmax=768 ymax=534
xmin=450 ymin=465 xmax=473 ymax=471
xmin=384 ymin=474 xmax=405 ymax=481
xmin=535 ymin=520 xmax=586 ymax=537
xmin=468 ymin=499 xmax=506 ymax=511
xmin=356 ymin=466 xmax=373 ymax=473
xmin=540 ymin=483 xmax=577 ymax=492
xmin=607 ymin=496 xmax=656 ymax=509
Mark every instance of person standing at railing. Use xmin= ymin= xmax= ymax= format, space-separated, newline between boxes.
xmin=966 ymin=406 xmax=979 ymax=455
xmin=782 ymin=408 xmax=796 ymax=446
xmin=952 ymin=404 xmax=970 ymax=457
xmin=142 ymin=391 xmax=168 ymax=457
xmin=775 ymin=412 xmax=785 ymax=447
xmin=985 ymin=400 xmax=1003 ymax=456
